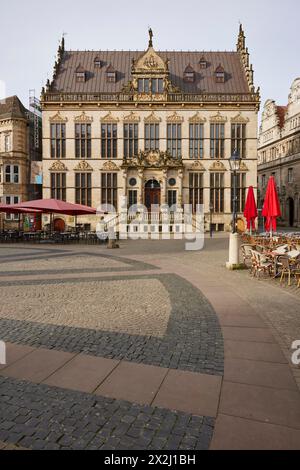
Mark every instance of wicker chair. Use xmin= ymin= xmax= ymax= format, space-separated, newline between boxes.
xmin=250 ymin=250 xmax=272 ymax=279
xmin=279 ymin=255 xmax=300 ymax=287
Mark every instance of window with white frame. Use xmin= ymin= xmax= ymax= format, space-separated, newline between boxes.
xmin=5 ymin=195 xmax=20 ymax=220
xmin=4 ymin=134 xmax=12 ymax=152
xmin=5 ymin=165 xmax=19 ymax=183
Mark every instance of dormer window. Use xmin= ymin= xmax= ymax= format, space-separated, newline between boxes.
xmin=199 ymin=57 xmax=207 ymax=69
xmin=106 ymin=65 xmax=116 ymax=83
xmin=137 ymin=78 xmax=163 ymax=94
xmin=94 ymin=56 xmax=102 ymax=68
xmin=215 ymin=64 xmax=225 ymax=83
xmin=75 ymin=64 xmax=86 ymax=83
xmin=184 ymin=65 xmax=195 ymax=83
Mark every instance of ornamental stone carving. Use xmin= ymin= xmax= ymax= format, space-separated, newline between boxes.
xmin=74 ymin=111 xmax=93 ymax=123
xmin=166 ymin=112 xmax=184 ymax=123
xmin=134 ymin=48 xmax=166 ymax=73
xmin=49 ymin=111 xmax=68 ymax=123
xmin=123 ymin=112 xmax=141 ymax=122
xmin=101 ymin=161 xmax=120 ymax=171
xmin=49 ymin=161 xmax=68 ymax=171
xmin=122 ymin=150 xmax=183 ymax=170
xmin=231 ymin=112 xmax=249 ymax=123
xmin=190 ymin=161 xmax=205 ymax=171
xmin=239 ymin=161 xmax=249 ymax=171
xmin=101 ymin=112 xmax=119 ymax=123
xmin=144 ymin=112 xmax=161 ymax=123
xmin=209 ymin=112 xmax=227 ymax=123
xmin=209 ymin=160 xmax=227 ymax=171
xmin=74 ymin=160 xmax=93 ymax=171
xmin=189 ymin=112 xmax=206 ymax=124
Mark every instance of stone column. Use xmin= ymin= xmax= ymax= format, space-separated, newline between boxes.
xmin=138 ymin=169 xmax=144 ymax=204
xmin=177 ymin=169 xmax=184 ymax=208
xmin=161 ymin=169 xmax=168 ymax=205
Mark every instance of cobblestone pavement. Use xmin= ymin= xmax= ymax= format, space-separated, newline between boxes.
xmin=0 ymin=376 xmax=214 ymax=450
xmin=1 ymin=238 xmax=300 ymax=450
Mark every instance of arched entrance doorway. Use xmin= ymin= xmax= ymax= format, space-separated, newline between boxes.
xmin=287 ymin=197 xmax=295 ymax=227
xmin=145 ymin=179 xmax=161 ymax=210
xmin=53 ymin=218 xmax=66 ymax=232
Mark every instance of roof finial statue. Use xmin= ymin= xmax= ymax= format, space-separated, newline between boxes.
xmin=148 ymin=28 xmax=153 ymax=48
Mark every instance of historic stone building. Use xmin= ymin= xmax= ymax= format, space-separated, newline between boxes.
xmin=0 ymin=96 xmax=42 ymax=229
xmin=258 ymin=78 xmax=300 ymax=228
xmin=41 ymin=26 xmax=260 ymax=232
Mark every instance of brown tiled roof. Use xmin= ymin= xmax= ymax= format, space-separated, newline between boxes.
xmin=276 ymin=106 xmax=287 ymax=128
xmin=53 ymin=50 xmax=250 ymax=94
xmin=0 ymin=95 xmax=27 ymax=119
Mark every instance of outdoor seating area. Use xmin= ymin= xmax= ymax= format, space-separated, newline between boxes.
xmin=0 ymin=229 xmax=106 ymax=245
xmin=241 ymin=233 xmax=300 ymax=288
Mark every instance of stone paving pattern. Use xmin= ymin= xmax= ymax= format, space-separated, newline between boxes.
xmin=0 ymin=376 xmax=214 ymax=450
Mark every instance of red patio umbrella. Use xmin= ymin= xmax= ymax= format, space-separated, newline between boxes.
xmin=13 ymin=199 xmax=97 ymax=215
xmin=243 ymin=186 xmax=258 ymax=233
xmin=262 ymin=177 xmax=281 ymax=235
xmin=0 ymin=204 xmax=42 ymax=214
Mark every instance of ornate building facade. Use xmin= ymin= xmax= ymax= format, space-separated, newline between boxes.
xmin=0 ymin=96 xmax=42 ymax=229
xmin=41 ymin=26 xmax=260 ymax=232
xmin=258 ymin=78 xmax=300 ymax=228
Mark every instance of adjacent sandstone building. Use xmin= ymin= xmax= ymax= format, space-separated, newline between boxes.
xmin=41 ymin=26 xmax=260 ymax=232
xmin=0 ymin=96 xmax=42 ymax=229
xmin=258 ymin=78 xmax=300 ymax=228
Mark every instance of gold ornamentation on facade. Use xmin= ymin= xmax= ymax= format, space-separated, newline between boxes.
xmin=239 ymin=161 xmax=249 ymax=172
xmin=122 ymin=150 xmax=183 ymax=169
xmin=144 ymin=112 xmax=161 ymax=123
xmin=209 ymin=160 xmax=227 ymax=171
xmin=101 ymin=112 xmax=119 ymax=123
xmin=123 ymin=112 xmax=141 ymax=123
xmin=74 ymin=160 xmax=93 ymax=171
xmin=133 ymin=47 xmax=166 ymax=73
xmin=101 ymin=161 xmax=120 ymax=171
xmin=189 ymin=112 xmax=207 ymax=124
xmin=74 ymin=111 xmax=93 ymax=123
xmin=231 ymin=112 xmax=249 ymax=123
xmin=166 ymin=112 xmax=184 ymax=123
xmin=49 ymin=161 xmax=68 ymax=172
xmin=209 ymin=112 xmax=227 ymax=123
xmin=189 ymin=161 xmax=205 ymax=171
xmin=49 ymin=111 xmax=68 ymax=123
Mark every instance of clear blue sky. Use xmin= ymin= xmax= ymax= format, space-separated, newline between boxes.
xmin=0 ymin=0 xmax=298 ymax=114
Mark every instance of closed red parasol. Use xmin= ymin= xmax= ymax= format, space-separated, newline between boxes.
xmin=262 ymin=177 xmax=281 ymax=233
xmin=243 ymin=186 xmax=257 ymax=232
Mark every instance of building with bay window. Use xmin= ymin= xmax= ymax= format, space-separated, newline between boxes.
xmin=41 ymin=26 xmax=260 ymax=232
xmin=0 ymin=95 xmax=42 ymax=229
xmin=258 ymin=78 xmax=300 ymax=228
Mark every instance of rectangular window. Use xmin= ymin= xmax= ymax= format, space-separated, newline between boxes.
xmin=75 ymin=124 xmax=91 ymax=159
xmin=168 ymin=190 xmax=177 ymax=208
xmin=151 ymin=79 xmax=164 ymax=94
xmin=4 ymin=134 xmax=12 ymax=152
xmin=231 ymin=123 xmax=246 ymax=158
xmin=128 ymin=189 xmax=137 ymax=208
xmin=124 ymin=124 xmax=139 ymax=158
xmin=167 ymin=124 xmax=182 ymax=158
xmin=144 ymin=124 xmax=159 ymax=151
xmin=210 ymin=123 xmax=225 ymax=159
xmin=189 ymin=124 xmax=204 ymax=159
xmin=5 ymin=165 xmax=19 ymax=184
xmin=288 ymin=168 xmax=293 ymax=183
xmin=5 ymin=195 xmax=20 ymax=220
xmin=210 ymin=173 xmax=224 ymax=213
xmin=138 ymin=79 xmax=150 ymax=93
xmin=75 ymin=173 xmax=92 ymax=206
xmin=50 ymin=123 xmax=66 ymax=159
xmin=262 ymin=174 xmax=266 ymax=188
xmin=101 ymin=124 xmax=117 ymax=159
xmin=51 ymin=173 xmax=66 ymax=201
xmin=189 ymin=173 xmax=204 ymax=213
xmin=231 ymin=173 xmax=246 ymax=213
xmin=101 ymin=172 xmax=118 ymax=209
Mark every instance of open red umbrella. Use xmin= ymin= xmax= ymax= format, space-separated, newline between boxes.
xmin=0 ymin=203 xmax=42 ymax=214
xmin=12 ymin=199 xmax=97 ymax=215
xmin=262 ymin=177 xmax=281 ymax=234
xmin=243 ymin=186 xmax=257 ymax=232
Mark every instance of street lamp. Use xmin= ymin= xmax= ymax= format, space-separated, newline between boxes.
xmin=226 ymin=149 xmax=242 ymax=270
xmin=229 ymin=149 xmax=242 ymax=234
xmin=209 ymin=202 xmax=214 ymax=238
